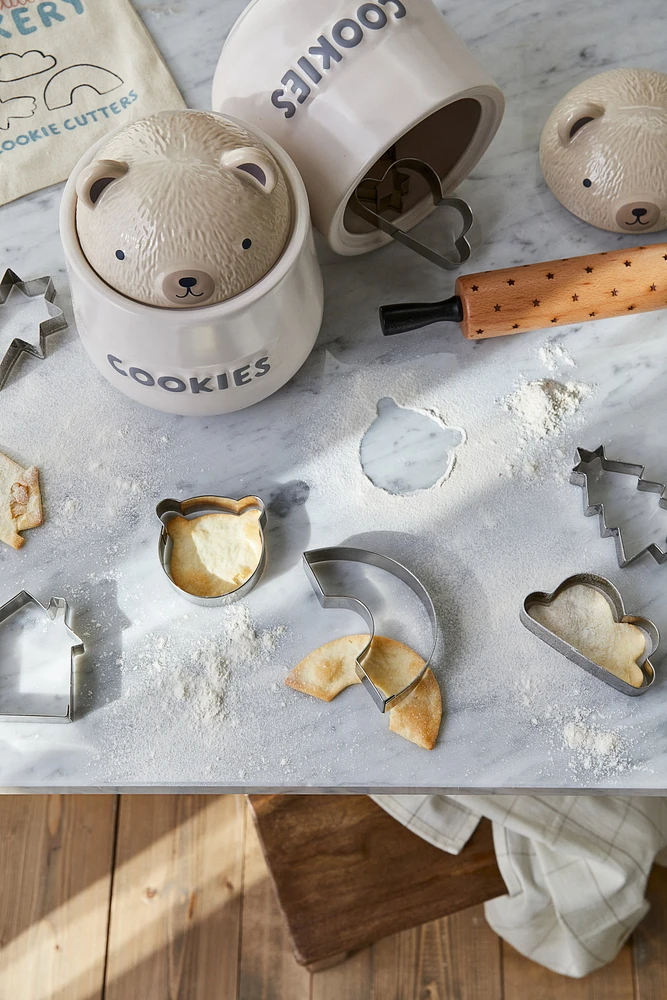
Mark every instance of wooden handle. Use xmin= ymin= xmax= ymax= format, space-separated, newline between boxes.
xmin=455 ymin=243 xmax=667 ymax=339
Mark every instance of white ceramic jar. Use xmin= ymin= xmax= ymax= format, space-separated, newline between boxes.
xmin=212 ymin=0 xmax=505 ymax=256
xmin=60 ymin=113 xmax=324 ymax=417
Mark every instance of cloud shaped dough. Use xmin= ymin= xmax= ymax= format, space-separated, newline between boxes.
xmin=529 ymin=584 xmax=646 ymax=687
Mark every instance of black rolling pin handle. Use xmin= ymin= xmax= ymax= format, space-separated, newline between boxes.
xmin=379 ymin=295 xmax=463 ymax=336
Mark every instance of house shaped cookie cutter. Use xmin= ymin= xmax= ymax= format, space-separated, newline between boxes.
xmin=0 ymin=591 xmax=84 ymax=723
xmin=521 ymin=573 xmax=658 ymax=696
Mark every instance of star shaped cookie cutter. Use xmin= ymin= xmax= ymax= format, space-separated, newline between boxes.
xmin=0 ymin=591 xmax=84 ymax=723
xmin=571 ymin=445 xmax=667 ymax=567
xmin=0 ymin=268 xmax=68 ymax=391
xmin=302 ymin=547 xmax=437 ymax=713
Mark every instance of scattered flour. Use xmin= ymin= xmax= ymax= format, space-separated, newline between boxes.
xmin=519 ymin=675 xmax=637 ymax=780
xmin=538 ymin=342 xmax=576 ymax=372
xmin=564 ymin=721 xmax=624 ymax=760
xmin=119 ymin=605 xmax=286 ymax=730
xmin=504 ymin=378 xmax=595 ymax=440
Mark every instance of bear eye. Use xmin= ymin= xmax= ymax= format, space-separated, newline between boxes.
xmin=583 ymin=178 xmax=592 ymax=188
xmin=115 ymin=250 xmax=125 ymax=260
xmin=242 ymin=238 xmax=252 ymax=250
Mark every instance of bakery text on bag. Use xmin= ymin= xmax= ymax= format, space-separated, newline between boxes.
xmin=0 ymin=0 xmax=84 ymax=36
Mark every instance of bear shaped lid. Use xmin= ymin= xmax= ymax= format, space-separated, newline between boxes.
xmin=540 ymin=69 xmax=667 ymax=234
xmin=75 ymin=109 xmax=292 ymax=308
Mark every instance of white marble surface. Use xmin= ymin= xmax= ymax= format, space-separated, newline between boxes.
xmin=1 ymin=0 xmax=667 ymax=793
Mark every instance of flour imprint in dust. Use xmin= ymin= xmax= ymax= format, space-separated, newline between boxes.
xmin=359 ymin=397 xmax=465 ymax=494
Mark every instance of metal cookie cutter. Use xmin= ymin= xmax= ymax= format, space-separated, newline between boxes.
xmin=521 ymin=573 xmax=658 ymax=696
xmin=571 ymin=445 xmax=667 ymax=567
xmin=0 ymin=591 xmax=83 ymax=723
xmin=0 ymin=268 xmax=68 ymax=391
xmin=302 ymin=546 xmax=437 ymax=713
xmin=157 ymin=495 xmax=267 ymax=607
xmin=351 ymin=157 xmax=473 ymax=271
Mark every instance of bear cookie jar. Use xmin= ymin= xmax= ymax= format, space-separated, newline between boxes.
xmin=60 ymin=109 xmax=324 ymax=416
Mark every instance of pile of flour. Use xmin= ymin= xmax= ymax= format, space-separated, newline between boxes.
xmin=504 ymin=378 xmax=595 ymax=440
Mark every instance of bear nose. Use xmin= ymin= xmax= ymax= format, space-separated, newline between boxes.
xmin=632 ymin=207 xmax=647 ymax=218
xmin=178 ymin=276 xmax=198 ymax=288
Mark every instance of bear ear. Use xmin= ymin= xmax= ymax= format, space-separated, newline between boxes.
xmin=557 ymin=102 xmax=605 ymax=147
xmin=76 ymin=159 xmax=128 ymax=210
xmin=221 ymin=146 xmax=279 ymax=194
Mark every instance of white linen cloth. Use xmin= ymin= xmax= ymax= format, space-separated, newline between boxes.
xmin=372 ymin=794 xmax=667 ymax=978
xmin=0 ymin=0 xmax=184 ymax=205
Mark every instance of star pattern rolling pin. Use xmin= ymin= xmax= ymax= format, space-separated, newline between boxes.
xmin=380 ymin=242 xmax=667 ymax=338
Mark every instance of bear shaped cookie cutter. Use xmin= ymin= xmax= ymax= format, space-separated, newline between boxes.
xmin=156 ymin=494 xmax=267 ymax=607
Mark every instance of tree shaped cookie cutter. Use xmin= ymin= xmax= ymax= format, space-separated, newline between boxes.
xmin=0 ymin=591 xmax=84 ymax=723
xmin=571 ymin=445 xmax=667 ymax=567
xmin=0 ymin=268 xmax=68 ymax=391
xmin=302 ymin=547 xmax=437 ymax=713
xmin=521 ymin=573 xmax=658 ymax=696
xmin=156 ymin=495 xmax=267 ymax=607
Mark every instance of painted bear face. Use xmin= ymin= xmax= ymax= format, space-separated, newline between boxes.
xmin=540 ymin=69 xmax=667 ymax=234
xmin=75 ymin=111 xmax=292 ymax=307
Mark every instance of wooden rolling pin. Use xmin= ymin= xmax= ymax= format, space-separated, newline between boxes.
xmin=380 ymin=243 xmax=667 ymax=339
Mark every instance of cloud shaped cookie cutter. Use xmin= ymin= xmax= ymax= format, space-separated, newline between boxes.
xmin=156 ymin=495 xmax=267 ymax=607
xmin=302 ymin=546 xmax=437 ymax=713
xmin=520 ymin=573 xmax=658 ymax=696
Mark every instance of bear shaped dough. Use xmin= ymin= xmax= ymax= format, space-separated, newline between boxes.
xmin=540 ymin=68 xmax=667 ymax=234
xmin=75 ymin=110 xmax=292 ymax=308
xmin=167 ymin=509 xmax=263 ymax=598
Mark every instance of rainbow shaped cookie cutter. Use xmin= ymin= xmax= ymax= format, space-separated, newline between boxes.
xmin=302 ymin=546 xmax=437 ymax=713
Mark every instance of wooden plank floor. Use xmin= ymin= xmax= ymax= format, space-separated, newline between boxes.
xmin=0 ymin=795 xmax=664 ymax=1000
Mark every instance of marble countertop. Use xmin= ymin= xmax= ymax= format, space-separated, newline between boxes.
xmin=2 ymin=0 xmax=667 ymax=793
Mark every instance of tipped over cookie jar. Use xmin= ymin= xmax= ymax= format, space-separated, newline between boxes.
xmin=212 ymin=0 xmax=505 ymax=256
xmin=60 ymin=109 xmax=324 ymax=416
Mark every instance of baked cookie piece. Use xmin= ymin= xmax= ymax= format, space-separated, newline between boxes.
xmin=0 ymin=451 xmax=42 ymax=550
xmin=167 ymin=509 xmax=263 ymax=598
xmin=286 ymin=634 xmax=442 ymax=750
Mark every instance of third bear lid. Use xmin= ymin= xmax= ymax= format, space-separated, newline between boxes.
xmin=541 ymin=69 xmax=667 ymax=234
